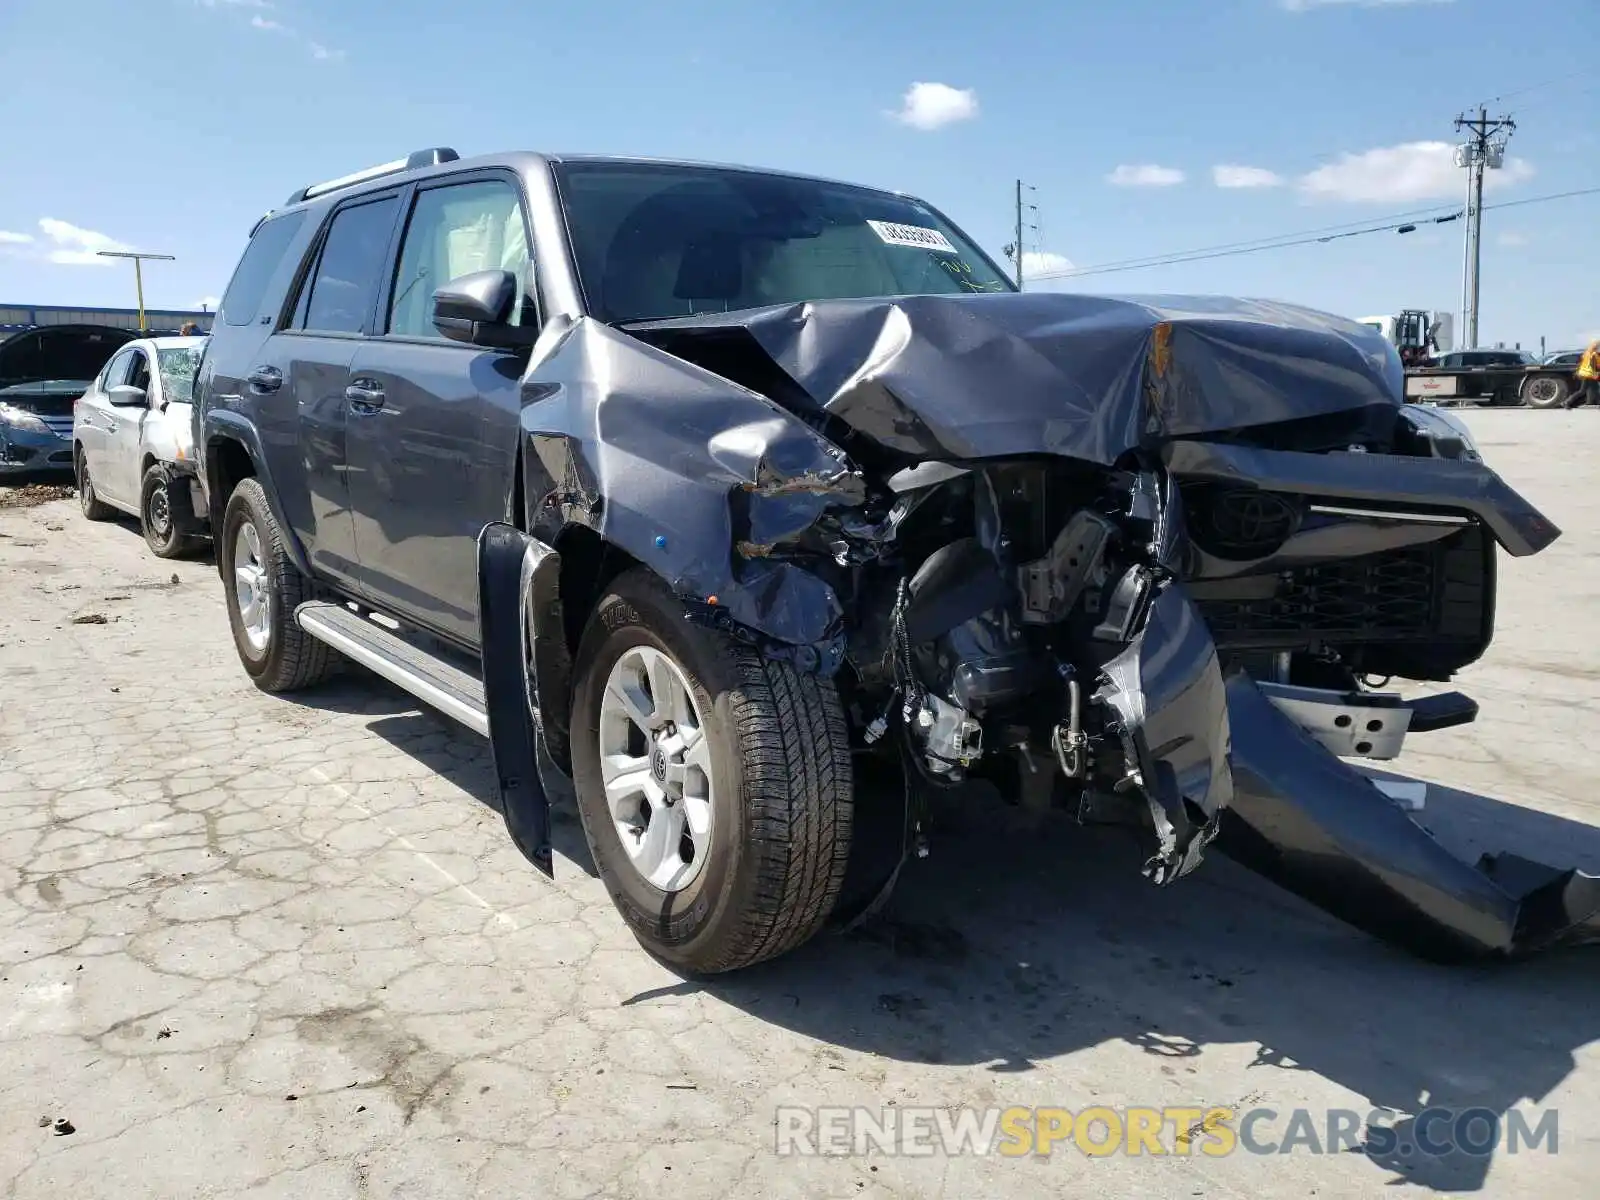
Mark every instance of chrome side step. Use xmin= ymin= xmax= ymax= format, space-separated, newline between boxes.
xmin=295 ymin=600 xmax=488 ymax=736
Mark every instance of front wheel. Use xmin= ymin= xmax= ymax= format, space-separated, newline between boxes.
xmin=569 ymin=568 xmax=854 ymax=974
xmin=220 ymin=477 xmax=337 ymax=693
xmin=1521 ymin=374 xmax=1570 ymax=409
xmin=140 ymin=465 xmax=204 ymax=559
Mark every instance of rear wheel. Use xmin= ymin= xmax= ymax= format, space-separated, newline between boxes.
xmin=75 ymin=450 xmax=114 ymax=521
xmin=1521 ymin=374 xmax=1569 ymax=409
xmin=140 ymin=465 xmax=204 ymax=559
xmin=569 ymin=568 xmax=854 ymax=974
xmin=221 ymin=477 xmax=337 ymax=693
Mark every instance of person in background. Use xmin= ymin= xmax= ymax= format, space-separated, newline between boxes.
xmin=1569 ymin=337 xmax=1600 ymax=409
xmin=179 ymin=321 xmax=201 ymax=336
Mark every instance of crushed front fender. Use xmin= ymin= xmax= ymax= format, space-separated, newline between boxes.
xmin=1218 ymin=671 xmax=1600 ymax=961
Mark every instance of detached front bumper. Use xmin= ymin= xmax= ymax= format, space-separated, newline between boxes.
xmin=1219 ymin=673 xmax=1600 ymax=960
xmin=0 ymin=425 xmax=73 ymax=474
xmin=1102 ymin=444 xmax=1597 ymax=961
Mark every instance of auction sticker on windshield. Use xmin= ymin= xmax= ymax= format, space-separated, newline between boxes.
xmin=867 ymin=220 xmax=957 ymax=253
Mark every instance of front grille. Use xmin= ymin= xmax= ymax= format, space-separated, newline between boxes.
xmin=39 ymin=416 xmax=73 ymax=438
xmin=1194 ymin=527 xmax=1487 ymax=651
xmin=1184 ymin=484 xmax=1303 ymax=559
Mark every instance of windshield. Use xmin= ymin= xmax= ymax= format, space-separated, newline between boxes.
xmin=553 ymin=161 xmax=1014 ymax=324
xmin=158 ymin=346 xmax=202 ymax=405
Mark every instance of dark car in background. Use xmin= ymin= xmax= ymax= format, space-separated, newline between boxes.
xmin=0 ymin=324 xmax=136 ymax=475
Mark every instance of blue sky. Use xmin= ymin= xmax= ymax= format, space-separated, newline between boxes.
xmin=1 ymin=0 xmax=1594 ymax=351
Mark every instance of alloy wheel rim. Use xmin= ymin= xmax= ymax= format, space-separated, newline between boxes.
xmin=596 ymin=645 xmax=716 ymax=892
xmin=232 ymin=520 xmax=271 ymax=653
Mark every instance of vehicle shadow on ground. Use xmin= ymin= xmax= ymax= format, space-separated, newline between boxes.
xmin=651 ymin=771 xmax=1599 ymax=1193
xmin=290 ymin=681 xmax=1598 ymax=1191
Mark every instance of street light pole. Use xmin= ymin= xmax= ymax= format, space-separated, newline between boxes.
xmin=96 ymin=250 xmax=176 ymax=333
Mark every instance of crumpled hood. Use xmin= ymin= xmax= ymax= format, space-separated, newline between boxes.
xmin=628 ymin=292 xmax=1406 ymax=464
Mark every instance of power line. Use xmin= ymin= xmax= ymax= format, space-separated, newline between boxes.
xmin=1029 ymin=201 xmax=1465 ymax=281
xmin=1471 ymin=68 xmax=1591 ymax=110
xmin=1028 ymin=185 xmax=1600 ymax=282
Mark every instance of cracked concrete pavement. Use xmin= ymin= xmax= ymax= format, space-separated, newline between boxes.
xmin=1 ymin=410 xmax=1597 ymax=1198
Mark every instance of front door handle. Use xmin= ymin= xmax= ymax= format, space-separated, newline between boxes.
xmin=345 ymin=379 xmax=385 ymax=413
xmin=247 ymin=365 xmax=284 ymax=393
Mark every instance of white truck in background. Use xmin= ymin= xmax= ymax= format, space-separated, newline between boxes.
xmin=1356 ymin=309 xmax=1561 ymax=408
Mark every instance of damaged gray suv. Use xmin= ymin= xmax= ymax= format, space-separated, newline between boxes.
xmin=193 ymin=147 xmax=1598 ymax=975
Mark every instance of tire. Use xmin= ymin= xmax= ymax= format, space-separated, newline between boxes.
xmin=220 ymin=476 xmax=337 ymax=693
xmin=140 ymin=465 xmax=204 ymax=559
xmin=569 ymin=567 xmax=854 ymax=974
xmin=76 ymin=449 xmax=114 ymax=521
xmin=1521 ymin=374 xmax=1570 ymax=409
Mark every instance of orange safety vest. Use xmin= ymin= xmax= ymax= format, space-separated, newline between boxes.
xmin=1579 ymin=340 xmax=1600 ymax=381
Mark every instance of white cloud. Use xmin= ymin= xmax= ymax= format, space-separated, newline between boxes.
xmin=890 ymin=82 xmax=979 ymax=131
xmin=1297 ymin=140 xmax=1533 ymax=202
xmin=1496 ymin=230 xmax=1529 ymax=247
xmin=1021 ymin=251 xmax=1074 ymax=277
xmin=1280 ymin=0 xmax=1454 ymax=10
xmin=1107 ymin=164 xmax=1185 ymax=187
xmin=36 ymin=218 xmax=132 ymax=266
xmin=250 ymin=15 xmax=289 ymax=32
xmin=1213 ymin=164 xmax=1285 ymax=189
xmin=309 ymin=42 xmax=346 ymax=62
xmin=0 ymin=230 xmax=34 ymax=245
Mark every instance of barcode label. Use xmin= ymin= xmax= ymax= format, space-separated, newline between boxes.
xmin=867 ymin=220 xmax=957 ymax=253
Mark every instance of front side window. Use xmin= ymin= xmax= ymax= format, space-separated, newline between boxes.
xmin=388 ymin=179 xmax=533 ymax=338
xmin=554 ymin=162 xmax=1014 ymax=324
xmin=99 ymin=348 xmax=134 ymax=391
xmin=300 ymin=196 xmax=400 ymax=335
xmin=127 ymin=350 xmax=152 ymax=396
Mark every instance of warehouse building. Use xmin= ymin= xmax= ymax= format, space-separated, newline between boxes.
xmin=0 ymin=302 xmax=214 ymax=335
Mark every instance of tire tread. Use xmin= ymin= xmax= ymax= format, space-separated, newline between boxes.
xmin=225 ymin=477 xmax=337 ymax=693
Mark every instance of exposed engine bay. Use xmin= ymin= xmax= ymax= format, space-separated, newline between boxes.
xmin=826 ymin=413 xmax=1498 ymax=891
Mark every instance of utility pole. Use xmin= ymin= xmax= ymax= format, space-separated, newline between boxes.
xmin=1015 ymin=179 xmax=1024 ymax=289
xmin=1453 ymin=106 xmax=1515 ymax=350
xmin=96 ymin=250 xmax=176 ymax=333
xmin=1003 ymin=180 xmax=1036 ymax=291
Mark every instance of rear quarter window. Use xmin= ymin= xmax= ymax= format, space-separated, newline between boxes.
xmin=218 ymin=212 xmax=309 ymax=327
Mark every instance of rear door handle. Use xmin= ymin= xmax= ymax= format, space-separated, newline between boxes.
xmin=345 ymin=379 xmax=385 ymax=413
xmin=247 ymin=366 xmax=283 ymax=393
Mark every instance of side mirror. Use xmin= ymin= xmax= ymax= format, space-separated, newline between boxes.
xmin=107 ymin=384 xmax=147 ymax=407
xmin=432 ymin=270 xmax=536 ymax=350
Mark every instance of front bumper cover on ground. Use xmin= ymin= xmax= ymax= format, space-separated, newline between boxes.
xmin=1218 ymin=672 xmax=1600 ymax=961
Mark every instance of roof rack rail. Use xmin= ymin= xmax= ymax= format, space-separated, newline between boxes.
xmin=283 ymin=147 xmax=460 ymax=206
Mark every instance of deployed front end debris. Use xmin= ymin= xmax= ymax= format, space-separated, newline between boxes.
xmin=485 ymin=287 xmax=1591 ymax=967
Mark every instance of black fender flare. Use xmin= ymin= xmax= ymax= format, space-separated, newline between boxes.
xmin=477 ymin=521 xmax=562 ymax=876
xmin=202 ymin=410 xmax=313 ymax=577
